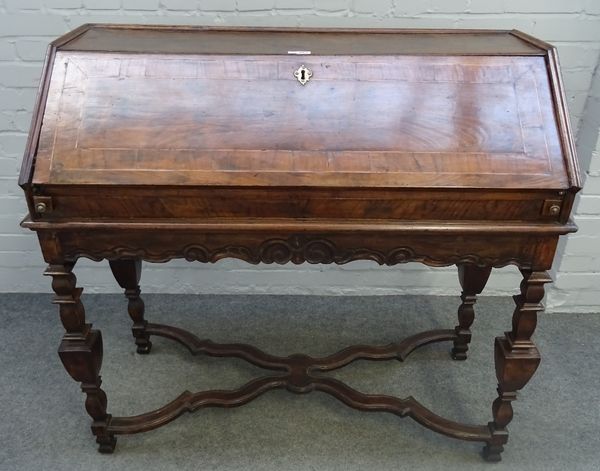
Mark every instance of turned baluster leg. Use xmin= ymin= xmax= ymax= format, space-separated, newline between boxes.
xmin=451 ymin=264 xmax=492 ymax=360
xmin=108 ymin=259 xmax=152 ymax=354
xmin=45 ymin=262 xmax=116 ymax=453
xmin=482 ymin=269 xmax=551 ymax=462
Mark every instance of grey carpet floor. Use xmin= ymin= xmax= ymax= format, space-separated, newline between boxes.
xmin=0 ymin=293 xmax=598 ymax=471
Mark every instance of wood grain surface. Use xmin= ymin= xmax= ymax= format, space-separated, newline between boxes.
xmin=60 ymin=25 xmax=545 ymax=55
xmin=33 ymin=53 xmax=567 ymax=189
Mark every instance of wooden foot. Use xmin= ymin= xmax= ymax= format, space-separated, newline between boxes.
xmin=451 ymin=264 xmax=492 ymax=360
xmin=46 ymin=263 xmax=116 ymax=453
xmin=109 ymin=259 xmax=152 ymax=354
xmin=483 ymin=269 xmax=551 ymax=461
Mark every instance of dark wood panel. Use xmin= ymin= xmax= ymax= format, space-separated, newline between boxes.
xmin=60 ymin=25 xmax=545 ymax=55
xmin=36 ymin=188 xmax=562 ymax=221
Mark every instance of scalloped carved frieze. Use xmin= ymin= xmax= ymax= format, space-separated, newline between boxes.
xmin=62 ymin=235 xmax=526 ymax=268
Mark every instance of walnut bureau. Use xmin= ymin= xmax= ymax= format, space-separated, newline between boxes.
xmin=19 ymin=25 xmax=581 ymax=462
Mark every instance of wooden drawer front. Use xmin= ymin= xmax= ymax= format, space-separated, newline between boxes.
xmin=34 ymin=189 xmax=563 ymax=222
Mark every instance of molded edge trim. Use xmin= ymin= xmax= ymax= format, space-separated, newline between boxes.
xmin=20 ymin=216 xmax=578 ymax=235
xmin=18 ymin=44 xmax=56 ymax=190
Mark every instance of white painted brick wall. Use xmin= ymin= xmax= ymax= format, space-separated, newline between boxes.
xmin=0 ymin=1 xmax=599 ymax=313
xmin=554 ymin=59 xmax=600 ymax=312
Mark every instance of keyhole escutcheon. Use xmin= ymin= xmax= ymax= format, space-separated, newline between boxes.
xmin=294 ymin=65 xmax=312 ymax=85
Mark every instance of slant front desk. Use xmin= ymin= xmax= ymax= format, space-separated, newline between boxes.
xmin=19 ymin=25 xmax=580 ymax=462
